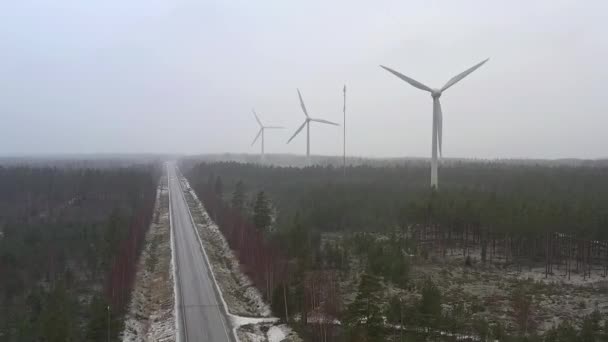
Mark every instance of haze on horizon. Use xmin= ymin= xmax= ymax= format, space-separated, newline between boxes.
xmin=1 ymin=0 xmax=607 ymax=159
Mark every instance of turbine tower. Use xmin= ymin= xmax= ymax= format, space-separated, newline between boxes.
xmin=380 ymin=58 xmax=489 ymax=189
xmin=251 ymin=109 xmax=283 ymax=160
xmin=287 ymin=89 xmax=339 ymax=159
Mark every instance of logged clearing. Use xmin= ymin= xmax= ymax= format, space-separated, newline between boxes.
xmin=335 ymin=232 xmax=608 ymax=336
xmin=414 ymin=247 xmax=608 ymax=334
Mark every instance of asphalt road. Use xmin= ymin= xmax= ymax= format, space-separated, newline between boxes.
xmin=167 ymin=163 xmax=233 ymax=342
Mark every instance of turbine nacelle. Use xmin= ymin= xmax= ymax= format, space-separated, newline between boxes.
xmin=287 ymin=89 xmax=340 ymax=157
xmin=251 ymin=108 xmax=283 ymax=158
xmin=380 ymin=58 xmax=489 ymax=188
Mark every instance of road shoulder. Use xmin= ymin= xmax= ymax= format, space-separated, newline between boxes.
xmin=122 ymin=175 xmax=176 ymax=342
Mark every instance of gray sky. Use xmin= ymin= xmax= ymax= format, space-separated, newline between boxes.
xmin=1 ymin=0 xmax=607 ymax=158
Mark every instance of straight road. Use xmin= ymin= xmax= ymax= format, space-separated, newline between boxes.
xmin=167 ymin=162 xmax=233 ymax=342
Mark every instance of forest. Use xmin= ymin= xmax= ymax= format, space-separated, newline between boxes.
xmin=182 ymin=159 xmax=608 ymax=238
xmin=182 ymin=159 xmax=608 ymax=341
xmin=0 ymin=162 xmax=159 ymax=342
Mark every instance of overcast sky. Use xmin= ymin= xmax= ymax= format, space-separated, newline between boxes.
xmin=1 ymin=0 xmax=607 ymax=158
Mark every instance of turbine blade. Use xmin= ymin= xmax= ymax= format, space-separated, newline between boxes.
xmin=310 ymin=118 xmax=339 ymax=126
xmin=297 ymin=89 xmax=309 ymax=117
xmin=379 ymin=65 xmax=432 ymax=92
xmin=435 ymin=99 xmax=443 ymax=157
xmin=252 ymin=108 xmax=262 ymax=126
xmin=251 ymin=128 xmax=262 ymax=146
xmin=441 ymin=58 xmax=489 ymax=92
xmin=287 ymin=121 xmax=307 ymax=143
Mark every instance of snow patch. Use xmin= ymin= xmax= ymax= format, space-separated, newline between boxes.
xmin=232 ymin=316 xmax=278 ymax=327
xmin=237 ymin=324 xmax=299 ymax=342
xmin=267 ymin=325 xmax=287 ymax=342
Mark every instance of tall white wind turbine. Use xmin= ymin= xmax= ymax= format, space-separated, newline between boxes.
xmin=287 ymin=89 xmax=339 ymax=158
xmin=251 ymin=109 xmax=283 ymax=160
xmin=380 ymin=58 xmax=489 ymax=189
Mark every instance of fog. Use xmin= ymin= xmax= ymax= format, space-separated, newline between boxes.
xmin=1 ymin=0 xmax=607 ymax=159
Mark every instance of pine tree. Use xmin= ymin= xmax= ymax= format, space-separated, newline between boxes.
xmin=511 ymin=285 xmax=533 ymax=335
xmin=86 ymin=295 xmax=119 ymax=342
xmin=206 ymin=173 xmax=215 ymax=191
xmin=231 ymin=180 xmax=246 ymax=211
xmin=473 ymin=318 xmax=490 ymax=342
xmin=214 ymin=176 xmax=223 ymax=196
xmin=491 ymin=321 xmax=506 ymax=341
xmin=271 ymin=284 xmax=291 ymax=322
xmin=253 ymin=191 xmax=271 ymax=231
xmin=580 ymin=310 xmax=601 ymax=342
xmin=419 ymin=278 xmax=442 ymax=328
xmin=544 ymin=321 xmax=577 ymax=342
xmin=40 ymin=283 xmax=74 ymax=342
xmin=385 ymin=295 xmax=403 ymax=324
xmin=346 ymin=273 xmax=384 ymax=340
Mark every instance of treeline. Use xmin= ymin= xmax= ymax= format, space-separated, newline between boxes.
xmin=182 ymin=160 xmax=608 ymax=239
xmin=0 ymin=164 xmax=159 ymax=342
xmin=183 ymin=160 xmax=608 ymax=340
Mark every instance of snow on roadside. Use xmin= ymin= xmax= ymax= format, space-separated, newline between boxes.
xmin=237 ymin=324 xmax=267 ymax=342
xmin=178 ymin=171 xmax=302 ymax=342
xmin=267 ymin=325 xmax=287 ymax=342
xmin=237 ymin=324 xmax=299 ymax=342
xmin=122 ymin=178 xmax=176 ymax=342
xmin=179 ymin=174 xmax=271 ymax=317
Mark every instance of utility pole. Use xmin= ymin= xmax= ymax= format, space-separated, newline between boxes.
xmin=107 ymin=305 xmax=111 ymax=342
xmin=343 ymin=84 xmax=346 ymax=177
xmin=400 ymin=297 xmax=403 ymax=342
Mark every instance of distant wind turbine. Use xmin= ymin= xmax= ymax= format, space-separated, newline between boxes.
xmin=251 ymin=109 xmax=283 ymax=160
xmin=343 ymin=84 xmax=347 ymax=176
xmin=380 ymin=58 xmax=489 ymax=189
xmin=287 ymin=89 xmax=339 ymax=158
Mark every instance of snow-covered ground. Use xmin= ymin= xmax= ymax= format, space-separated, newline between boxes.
xmin=179 ymin=172 xmax=301 ymax=342
xmin=412 ymin=251 xmax=608 ymax=334
xmin=122 ymin=179 xmax=176 ymax=342
xmin=267 ymin=325 xmax=288 ymax=341
xmin=237 ymin=324 xmax=298 ymax=342
xmin=436 ymin=246 xmax=608 ymax=286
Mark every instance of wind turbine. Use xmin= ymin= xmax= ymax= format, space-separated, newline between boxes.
xmin=380 ymin=58 xmax=489 ymax=189
xmin=251 ymin=109 xmax=283 ymax=160
xmin=287 ymin=89 xmax=339 ymax=159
